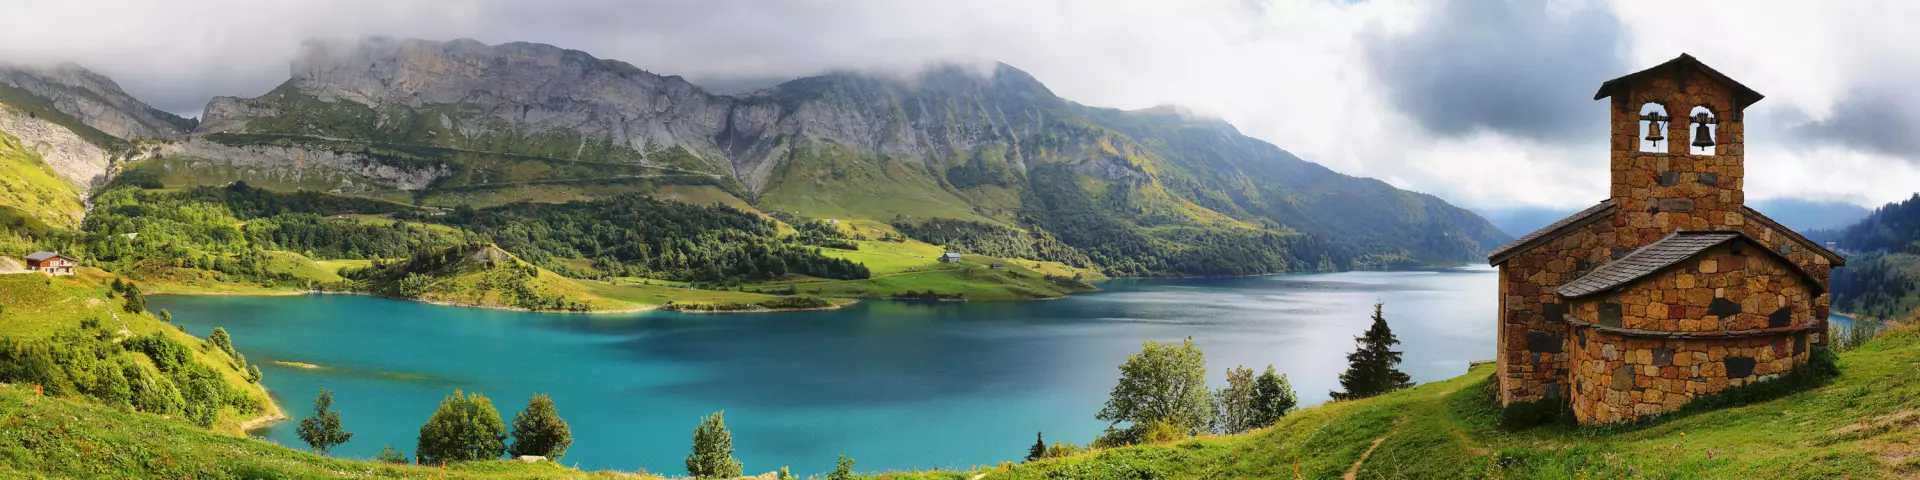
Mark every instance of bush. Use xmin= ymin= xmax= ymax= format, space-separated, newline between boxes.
xmin=416 ymin=390 xmax=507 ymax=465
xmin=686 ymin=411 xmax=742 ymax=478
xmin=209 ymin=327 xmax=237 ymax=359
xmin=375 ymin=444 xmax=409 ymax=464
xmin=828 ymin=455 xmax=856 ymax=480
xmin=508 ymin=393 xmax=572 ymax=460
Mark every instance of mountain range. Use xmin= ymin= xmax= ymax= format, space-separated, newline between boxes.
xmin=2 ymin=37 xmax=1509 ymax=277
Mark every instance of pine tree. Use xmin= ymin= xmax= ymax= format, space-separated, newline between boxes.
xmin=1027 ymin=432 xmax=1046 ymax=462
xmin=1330 ymin=302 xmax=1413 ymax=400
xmin=686 ymin=411 xmax=742 ymax=478
xmin=296 ymin=388 xmax=353 ymax=455
xmin=508 ymin=393 xmax=573 ymax=460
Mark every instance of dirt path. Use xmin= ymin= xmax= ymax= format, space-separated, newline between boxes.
xmin=1343 ymin=437 xmax=1386 ymax=480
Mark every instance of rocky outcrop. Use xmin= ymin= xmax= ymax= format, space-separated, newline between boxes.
xmin=0 ymin=63 xmax=192 ymax=141
xmin=162 ymin=137 xmax=449 ymax=190
xmin=199 ymin=38 xmax=1072 ymax=194
xmin=0 ymin=106 xmax=112 ymax=189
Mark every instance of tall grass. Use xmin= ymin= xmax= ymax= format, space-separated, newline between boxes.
xmin=1830 ymin=320 xmax=1884 ymax=352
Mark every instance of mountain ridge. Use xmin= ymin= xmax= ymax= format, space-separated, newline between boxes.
xmin=11 ymin=36 xmax=1509 ymax=275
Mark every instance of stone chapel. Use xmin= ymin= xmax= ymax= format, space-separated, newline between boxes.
xmin=1486 ymin=54 xmax=1845 ymax=424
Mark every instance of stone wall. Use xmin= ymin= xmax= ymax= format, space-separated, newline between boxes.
xmin=1732 ymin=212 xmax=1837 ymax=343
xmin=1568 ymin=243 xmax=1816 ymax=333
xmin=1609 ymin=69 xmax=1747 ymax=253
xmin=1496 ymin=211 xmax=1616 ymax=405
xmin=1494 ymin=59 xmax=1843 ymax=412
xmin=1568 ymin=327 xmax=1812 ymax=424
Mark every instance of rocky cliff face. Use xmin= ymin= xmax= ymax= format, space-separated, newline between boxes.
xmin=0 ymin=63 xmax=193 ymax=141
xmin=194 ymin=37 xmax=1510 ymax=265
xmin=0 ymin=107 xmax=112 ymax=190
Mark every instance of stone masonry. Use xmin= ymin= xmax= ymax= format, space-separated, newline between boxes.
xmin=1486 ymin=54 xmax=1845 ymax=424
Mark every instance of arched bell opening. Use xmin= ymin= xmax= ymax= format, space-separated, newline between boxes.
xmin=1638 ymin=103 xmax=1671 ymax=153
xmin=1688 ymin=106 xmax=1718 ymax=156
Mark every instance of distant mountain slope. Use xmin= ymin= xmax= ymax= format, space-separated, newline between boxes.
xmin=0 ymin=63 xmax=194 ymax=145
xmin=182 ymin=37 xmax=1506 ymax=273
xmin=1748 ymin=198 xmax=1871 ymax=232
xmin=1814 ymin=194 xmax=1920 ymax=320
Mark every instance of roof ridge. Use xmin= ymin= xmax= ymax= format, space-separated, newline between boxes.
xmin=1486 ymin=200 xmax=1616 ymax=265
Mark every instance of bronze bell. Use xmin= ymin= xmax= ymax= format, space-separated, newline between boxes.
xmin=1643 ymin=112 xmax=1667 ymax=144
xmin=1692 ymin=124 xmax=1715 ymax=150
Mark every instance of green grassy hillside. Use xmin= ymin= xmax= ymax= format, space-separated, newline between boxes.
xmin=0 ymin=268 xmax=275 ymax=434
xmin=346 ymin=242 xmax=821 ymax=312
xmin=0 ymin=128 xmax=85 ymax=231
xmin=1 ymin=322 xmax=1911 ymax=478
xmin=0 ymin=384 xmax=648 ymax=479
xmin=890 ymin=331 xmax=1918 ymax=480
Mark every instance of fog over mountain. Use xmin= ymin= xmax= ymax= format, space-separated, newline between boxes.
xmin=0 ymin=0 xmax=1911 ymax=212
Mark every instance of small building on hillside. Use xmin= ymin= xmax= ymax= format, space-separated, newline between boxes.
xmin=938 ymin=252 xmax=963 ymax=263
xmin=1487 ymin=54 xmax=1843 ymax=425
xmin=24 ymin=251 xmax=77 ymax=276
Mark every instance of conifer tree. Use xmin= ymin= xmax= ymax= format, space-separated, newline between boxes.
xmin=1330 ymin=302 xmax=1413 ymax=400
xmin=1027 ymin=432 xmax=1046 ymax=462
xmin=686 ymin=411 xmax=742 ymax=478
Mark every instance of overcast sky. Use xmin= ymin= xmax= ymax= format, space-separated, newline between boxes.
xmin=0 ymin=0 xmax=1913 ymax=211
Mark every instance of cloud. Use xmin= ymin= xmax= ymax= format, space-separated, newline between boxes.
xmin=1361 ymin=0 xmax=1625 ymax=142
xmin=1794 ymin=88 xmax=1920 ymax=159
xmin=0 ymin=0 xmax=1911 ymax=212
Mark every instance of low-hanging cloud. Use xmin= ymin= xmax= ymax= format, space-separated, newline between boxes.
xmin=0 ymin=0 xmax=1912 ymax=212
xmin=1361 ymin=0 xmax=1625 ymax=142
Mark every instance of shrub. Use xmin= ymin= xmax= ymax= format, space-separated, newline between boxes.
xmin=828 ymin=455 xmax=856 ymax=480
xmin=686 ymin=411 xmax=742 ymax=478
xmin=508 ymin=393 xmax=572 ymax=460
xmin=375 ymin=444 xmax=409 ymax=464
xmin=416 ymin=390 xmax=506 ymax=465
xmin=209 ymin=327 xmax=237 ymax=359
xmin=296 ymin=388 xmax=353 ymax=455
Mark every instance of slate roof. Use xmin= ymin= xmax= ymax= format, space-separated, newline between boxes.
xmin=1486 ymin=200 xmax=1617 ymax=266
xmin=1593 ymin=53 xmax=1765 ymax=107
xmin=1557 ymin=232 xmax=1738 ymax=298
xmin=1556 ymin=231 xmax=1825 ymax=299
xmin=23 ymin=251 xmax=63 ymax=262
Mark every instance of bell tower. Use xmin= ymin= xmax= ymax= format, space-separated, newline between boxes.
xmin=1593 ymin=54 xmax=1765 ymax=252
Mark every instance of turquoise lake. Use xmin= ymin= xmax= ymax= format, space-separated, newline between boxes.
xmin=154 ymin=267 xmax=1505 ymax=475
